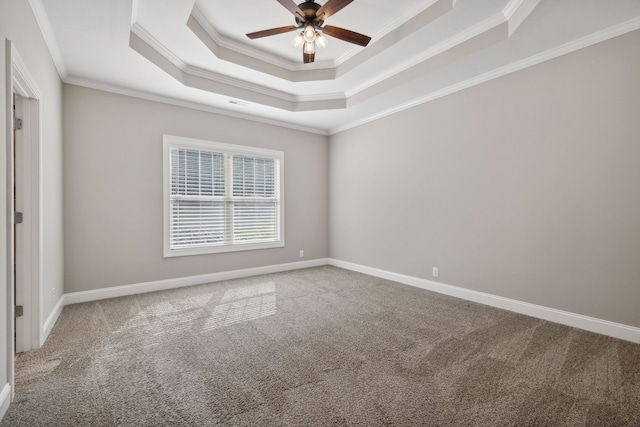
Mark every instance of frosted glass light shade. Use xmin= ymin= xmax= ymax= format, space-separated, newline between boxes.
xmin=316 ymin=32 xmax=327 ymax=48
xmin=303 ymin=41 xmax=315 ymax=54
xmin=292 ymin=33 xmax=304 ymax=48
xmin=303 ymin=25 xmax=316 ymax=42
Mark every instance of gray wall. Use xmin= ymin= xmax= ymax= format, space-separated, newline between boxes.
xmin=63 ymin=86 xmax=329 ymax=293
xmin=1 ymin=0 xmax=64 ymax=386
xmin=329 ymin=30 xmax=640 ymax=328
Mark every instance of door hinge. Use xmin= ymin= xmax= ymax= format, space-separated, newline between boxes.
xmin=14 ymin=212 xmax=23 ymax=224
xmin=14 ymin=117 xmax=23 ymax=130
xmin=15 ymin=305 xmax=23 ymax=318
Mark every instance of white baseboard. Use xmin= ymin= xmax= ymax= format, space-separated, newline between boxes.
xmin=0 ymin=383 xmax=11 ymax=421
xmin=329 ymin=258 xmax=640 ymax=344
xmin=64 ymin=258 xmax=330 ymax=305
xmin=41 ymin=295 xmax=65 ymax=346
xmin=38 ymin=258 xmax=328 ymax=344
xmin=42 ymin=257 xmax=640 ymax=345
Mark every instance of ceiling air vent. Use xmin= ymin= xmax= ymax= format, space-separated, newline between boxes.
xmin=228 ymin=99 xmax=249 ymax=107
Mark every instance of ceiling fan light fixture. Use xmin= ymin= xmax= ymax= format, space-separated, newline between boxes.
xmin=315 ymin=32 xmax=328 ymax=48
xmin=292 ymin=32 xmax=305 ymax=48
xmin=248 ymin=0 xmax=371 ymax=64
xmin=303 ymin=24 xmax=316 ymax=42
xmin=303 ymin=41 xmax=316 ymax=54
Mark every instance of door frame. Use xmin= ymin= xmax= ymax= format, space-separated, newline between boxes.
xmin=5 ymin=41 xmax=43 ymax=378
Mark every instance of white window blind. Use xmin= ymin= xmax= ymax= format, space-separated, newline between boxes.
xmin=163 ymin=136 xmax=284 ymax=257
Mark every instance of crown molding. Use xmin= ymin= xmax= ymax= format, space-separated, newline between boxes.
xmin=370 ymin=0 xmax=442 ymax=42
xmin=332 ymin=0 xmax=443 ymax=66
xmin=130 ymin=1 xmax=538 ymax=113
xmin=130 ymin=23 xmax=187 ymax=69
xmin=296 ymin=92 xmax=346 ymax=102
xmin=187 ymin=0 xmax=456 ymax=83
xmin=183 ymin=65 xmax=298 ymax=102
xmin=62 ymin=76 xmax=330 ymax=136
xmin=187 ymin=14 xmax=337 ymax=82
xmin=189 ymin=0 xmax=443 ymax=73
xmin=27 ymin=0 xmax=68 ymax=79
xmin=130 ymin=26 xmax=349 ymax=111
xmin=334 ymin=0 xmax=456 ymax=78
xmin=60 ymin=16 xmax=640 ymax=137
xmin=505 ymin=0 xmax=543 ymax=36
xmin=345 ymin=13 xmax=508 ymax=99
xmin=503 ymin=0 xmax=526 ymax=19
xmin=329 ymin=16 xmax=640 ymax=135
xmin=130 ymin=0 xmax=139 ymax=26
xmin=132 ymin=0 xmax=469 ymax=111
xmin=190 ymin=5 xmax=303 ymax=72
xmin=32 ymin=0 xmax=638 ymax=137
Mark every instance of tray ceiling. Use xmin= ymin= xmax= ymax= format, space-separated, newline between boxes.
xmin=31 ymin=0 xmax=640 ymax=134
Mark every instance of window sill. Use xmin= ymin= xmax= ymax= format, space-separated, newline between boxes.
xmin=163 ymin=240 xmax=285 ymax=258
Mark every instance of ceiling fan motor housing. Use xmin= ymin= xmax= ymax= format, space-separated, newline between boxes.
xmin=295 ymin=1 xmax=323 ymax=26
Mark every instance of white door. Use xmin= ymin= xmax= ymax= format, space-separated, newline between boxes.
xmin=13 ymin=94 xmax=28 ymax=353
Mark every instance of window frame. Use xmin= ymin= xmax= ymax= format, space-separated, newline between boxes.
xmin=163 ymin=135 xmax=285 ymax=258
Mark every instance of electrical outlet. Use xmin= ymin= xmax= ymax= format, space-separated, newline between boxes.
xmin=299 ymin=250 xmax=304 ymax=258
xmin=432 ymin=267 xmax=439 ymax=278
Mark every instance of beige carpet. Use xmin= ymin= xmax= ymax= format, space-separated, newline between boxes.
xmin=2 ymin=266 xmax=639 ymax=426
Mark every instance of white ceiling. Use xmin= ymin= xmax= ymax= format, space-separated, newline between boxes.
xmin=31 ymin=0 xmax=640 ymax=134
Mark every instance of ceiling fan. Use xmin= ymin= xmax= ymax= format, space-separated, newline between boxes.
xmin=246 ymin=0 xmax=372 ymax=64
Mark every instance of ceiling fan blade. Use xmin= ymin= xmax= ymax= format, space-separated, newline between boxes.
xmin=246 ymin=25 xmax=298 ymax=39
xmin=277 ymin=0 xmax=306 ymax=19
xmin=322 ymin=25 xmax=371 ymax=47
xmin=315 ymin=0 xmax=353 ymax=21
xmin=303 ymin=52 xmax=315 ymax=63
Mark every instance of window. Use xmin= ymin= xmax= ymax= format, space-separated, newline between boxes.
xmin=163 ymin=135 xmax=284 ymax=257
